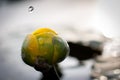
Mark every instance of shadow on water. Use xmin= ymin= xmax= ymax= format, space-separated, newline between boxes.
xmin=68 ymin=41 xmax=102 ymax=61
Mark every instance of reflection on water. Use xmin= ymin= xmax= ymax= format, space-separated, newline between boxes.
xmin=91 ymin=39 xmax=120 ymax=80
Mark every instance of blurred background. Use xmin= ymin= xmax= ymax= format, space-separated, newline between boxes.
xmin=0 ymin=0 xmax=120 ymax=80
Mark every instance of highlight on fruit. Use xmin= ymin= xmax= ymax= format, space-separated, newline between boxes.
xmin=21 ymin=28 xmax=69 ymax=71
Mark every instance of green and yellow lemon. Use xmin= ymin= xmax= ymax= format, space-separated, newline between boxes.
xmin=21 ymin=28 xmax=69 ymax=68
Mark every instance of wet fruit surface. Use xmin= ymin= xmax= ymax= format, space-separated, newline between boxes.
xmin=21 ymin=28 xmax=69 ymax=68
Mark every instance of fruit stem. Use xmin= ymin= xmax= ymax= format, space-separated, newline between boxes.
xmin=41 ymin=65 xmax=60 ymax=80
xmin=53 ymin=65 xmax=60 ymax=80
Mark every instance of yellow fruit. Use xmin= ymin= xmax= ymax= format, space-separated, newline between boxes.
xmin=21 ymin=28 xmax=69 ymax=68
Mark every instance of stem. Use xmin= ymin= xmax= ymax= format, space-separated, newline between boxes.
xmin=53 ymin=65 xmax=60 ymax=80
xmin=41 ymin=65 xmax=60 ymax=80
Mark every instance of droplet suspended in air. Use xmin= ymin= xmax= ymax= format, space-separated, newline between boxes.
xmin=28 ymin=6 xmax=34 ymax=13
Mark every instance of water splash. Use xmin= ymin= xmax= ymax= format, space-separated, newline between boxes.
xmin=28 ymin=6 xmax=34 ymax=13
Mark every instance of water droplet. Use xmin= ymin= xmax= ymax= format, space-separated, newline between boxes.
xmin=28 ymin=6 xmax=34 ymax=13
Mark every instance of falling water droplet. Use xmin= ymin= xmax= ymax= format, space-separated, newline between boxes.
xmin=28 ymin=6 xmax=34 ymax=13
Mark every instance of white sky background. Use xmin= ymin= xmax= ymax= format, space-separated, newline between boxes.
xmin=1 ymin=0 xmax=119 ymax=40
xmin=92 ymin=0 xmax=120 ymax=38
